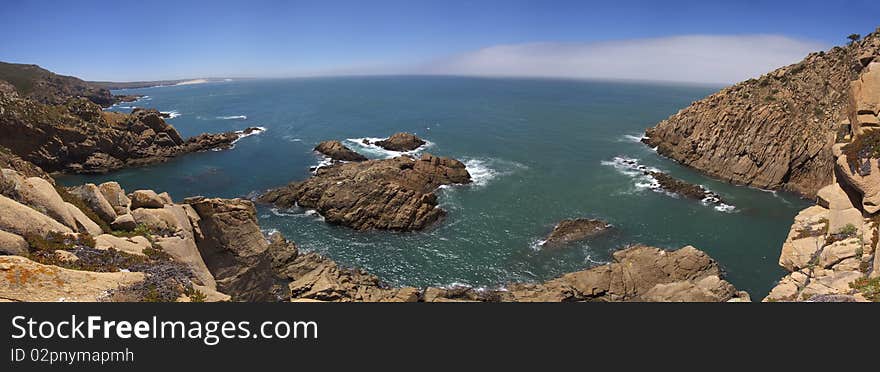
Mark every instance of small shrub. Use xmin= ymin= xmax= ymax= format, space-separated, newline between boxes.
xmin=842 ymin=130 xmax=880 ymax=172
xmin=849 ymin=277 xmax=880 ymax=302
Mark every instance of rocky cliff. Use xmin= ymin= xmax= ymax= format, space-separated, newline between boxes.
xmin=0 ymin=62 xmax=121 ymax=107
xmin=0 ymin=90 xmax=260 ymax=174
xmin=644 ymin=29 xmax=880 ymax=197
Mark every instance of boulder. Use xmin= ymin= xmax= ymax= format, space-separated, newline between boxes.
xmin=800 ymin=271 xmax=864 ymax=300
xmin=542 ymin=218 xmax=611 ymax=247
xmin=779 ymin=236 xmax=824 ymax=271
xmin=129 ymin=190 xmax=165 ymax=209
xmin=764 ymin=271 xmax=810 ymax=302
xmin=98 ymin=182 xmax=130 ymax=215
xmin=0 ymin=194 xmax=72 ymax=236
xmin=157 ymin=192 xmax=173 ymax=205
xmin=826 ymin=208 xmax=864 ymax=236
xmin=64 ymin=202 xmax=103 ymax=236
xmin=130 ymin=205 xmax=193 ymax=237
xmin=0 ymin=230 xmax=28 ymax=256
xmin=816 ymin=183 xmax=855 ymax=210
xmin=111 ymin=214 xmax=137 ymax=231
xmin=94 ymin=234 xmax=148 ymax=256
xmin=68 ymin=183 xmax=117 ymax=224
xmin=374 ymin=132 xmax=426 ymax=152
xmin=314 ymin=140 xmax=367 ymax=162
xmin=0 ymin=255 xmax=145 ymax=302
xmin=1 ymin=170 xmax=77 ymax=230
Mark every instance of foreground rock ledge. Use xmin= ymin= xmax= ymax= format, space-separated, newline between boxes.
xmin=284 ymin=245 xmax=749 ymax=302
xmin=259 ymin=153 xmax=471 ymax=231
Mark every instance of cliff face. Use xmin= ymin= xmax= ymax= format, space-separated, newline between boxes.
xmin=644 ymin=29 xmax=880 ymax=197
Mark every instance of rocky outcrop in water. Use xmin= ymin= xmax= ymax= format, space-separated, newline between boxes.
xmin=542 ymin=218 xmax=611 ymax=247
xmin=259 ymin=153 xmax=472 ymax=231
xmin=314 ymin=140 xmax=367 ymax=162
xmin=374 ymin=132 xmax=426 ymax=152
xmin=0 ymin=91 xmax=262 ymax=174
xmin=643 ymin=29 xmax=880 ymax=198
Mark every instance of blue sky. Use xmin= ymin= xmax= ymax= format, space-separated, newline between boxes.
xmin=1 ymin=0 xmax=878 ymax=83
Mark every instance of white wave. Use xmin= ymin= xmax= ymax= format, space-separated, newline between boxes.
xmin=529 ymin=239 xmax=547 ymax=251
xmin=160 ymin=110 xmax=181 ymax=119
xmin=602 ymin=156 xmax=736 ymax=212
xmin=310 ymin=156 xmax=335 ymax=174
xmin=217 ymin=115 xmax=247 ymax=120
xmin=621 ymin=134 xmax=648 ymax=143
xmin=232 ymin=126 xmax=266 ymax=144
xmin=464 ymin=159 xmax=497 ymax=187
xmin=269 ymin=207 xmax=325 ymax=221
xmin=344 ymin=136 xmax=434 ymax=159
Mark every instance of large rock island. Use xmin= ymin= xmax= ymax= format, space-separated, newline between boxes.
xmin=260 ymin=152 xmax=472 ymax=231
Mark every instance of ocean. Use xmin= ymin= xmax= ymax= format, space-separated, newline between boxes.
xmin=57 ymin=76 xmax=811 ymax=298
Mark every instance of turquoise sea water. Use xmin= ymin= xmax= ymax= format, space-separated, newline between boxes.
xmin=58 ymin=77 xmax=811 ymax=298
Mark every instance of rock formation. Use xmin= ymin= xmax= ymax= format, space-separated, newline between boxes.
xmin=259 ymin=153 xmax=472 ymax=231
xmin=281 ymin=245 xmax=748 ymax=302
xmin=644 ymin=29 xmax=880 ymax=197
xmin=542 ymin=218 xmax=611 ymax=247
xmin=0 ymin=91 xmax=262 ymax=174
xmin=374 ymin=132 xmax=426 ymax=152
xmin=0 ymin=61 xmax=119 ymax=107
xmin=314 ymin=140 xmax=367 ymax=162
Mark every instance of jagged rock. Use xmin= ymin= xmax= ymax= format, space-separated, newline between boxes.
xmin=259 ymin=153 xmax=471 ymax=231
xmin=111 ymin=214 xmax=136 ymax=231
xmin=501 ymin=245 xmax=745 ymax=302
xmin=98 ymin=182 xmax=130 ymax=215
xmin=314 ymin=140 xmax=367 ymax=161
xmin=94 ymin=234 xmax=148 ymax=256
xmin=0 ymin=91 xmax=260 ymax=174
xmin=0 ymin=255 xmax=145 ymax=302
xmin=64 ymin=202 xmax=102 ymax=236
xmin=0 ymin=230 xmax=28 ymax=256
xmin=375 ymin=132 xmax=426 ymax=152
xmin=0 ymin=146 xmax=52 ymax=182
xmin=68 ymin=183 xmax=117 ymax=224
xmin=185 ymin=197 xmax=279 ymax=301
xmin=157 ymin=192 xmax=173 ymax=205
xmin=130 ymin=190 xmax=166 ymax=209
xmin=642 ymin=31 xmax=880 ymax=197
xmin=542 ymin=218 xmax=611 ymax=247
xmin=0 ymin=194 xmax=72 ymax=236
xmin=850 ymin=61 xmax=880 ymax=134
xmin=816 ymin=183 xmax=856 ymax=210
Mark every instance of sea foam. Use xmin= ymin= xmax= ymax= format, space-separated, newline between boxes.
xmin=217 ymin=115 xmax=247 ymax=120
xmin=344 ymin=137 xmax=434 ymax=159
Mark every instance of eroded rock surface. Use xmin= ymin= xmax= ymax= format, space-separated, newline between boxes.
xmin=259 ymin=153 xmax=471 ymax=231
xmin=542 ymin=219 xmax=611 ymax=247
xmin=374 ymin=132 xmax=426 ymax=152
xmin=314 ymin=140 xmax=367 ymax=162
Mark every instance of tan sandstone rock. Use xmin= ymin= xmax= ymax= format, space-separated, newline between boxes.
xmin=98 ymin=182 xmax=131 ymax=215
xmin=65 ymin=202 xmax=103 ymax=236
xmin=130 ymin=190 xmax=166 ymax=209
xmin=0 ymin=255 xmax=145 ymax=302
xmin=94 ymin=234 xmax=148 ymax=256
xmin=0 ymin=230 xmax=28 ymax=256
xmin=68 ymin=183 xmax=117 ymax=224
xmin=0 ymin=194 xmax=72 ymax=236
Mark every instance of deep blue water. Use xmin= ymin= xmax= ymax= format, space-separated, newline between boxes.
xmin=58 ymin=76 xmax=810 ymax=298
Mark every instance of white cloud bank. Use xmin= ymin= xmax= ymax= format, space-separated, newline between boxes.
xmin=408 ymin=35 xmax=827 ymax=85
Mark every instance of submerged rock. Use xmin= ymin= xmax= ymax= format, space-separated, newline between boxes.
xmin=314 ymin=140 xmax=367 ymax=162
xmin=543 ymin=218 xmax=611 ymax=247
xmin=259 ymin=153 xmax=471 ymax=231
xmin=375 ymin=132 xmax=426 ymax=152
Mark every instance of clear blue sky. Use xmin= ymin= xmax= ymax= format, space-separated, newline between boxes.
xmin=1 ymin=0 xmax=878 ymax=81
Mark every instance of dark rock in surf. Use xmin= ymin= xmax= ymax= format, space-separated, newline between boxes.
xmin=543 ymin=218 xmax=611 ymax=247
xmin=375 ymin=132 xmax=426 ymax=152
xmin=314 ymin=140 xmax=367 ymax=162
